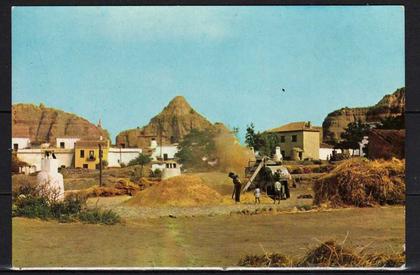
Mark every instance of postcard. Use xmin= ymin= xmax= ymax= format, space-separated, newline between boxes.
xmin=11 ymin=6 xmax=405 ymax=268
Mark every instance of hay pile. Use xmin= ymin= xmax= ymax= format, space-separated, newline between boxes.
xmin=66 ymin=179 xmax=140 ymax=198
xmin=125 ymin=175 xmax=222 ymax=207
xmin=313 ymin=158 xmax=405 ymax=207
xmin=298 ymin=240 xmax=364 ymax=267
xmin=239 ymin=253 xmax=292 ymax=267
xmin=239 ymin=240 xmax=404 ymax=268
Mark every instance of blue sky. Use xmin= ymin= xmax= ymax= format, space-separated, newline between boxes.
xmin=12 ymin=6 xmax=405 ymax=143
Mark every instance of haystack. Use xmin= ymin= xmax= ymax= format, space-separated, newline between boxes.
xmin=66 ymin=179 xmax=140 ymax=198
xmin=239 ymin=253 xmax=292 ymax=267
xmin=298 ymin=240 xmax=364 ymax=267
xmin=125 ymin=175 xmax=222 ymax=207
xmin=313 ymin=158 xmax=405 ymax=207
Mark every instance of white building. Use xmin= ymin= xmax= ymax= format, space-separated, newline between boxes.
xmin=151 ymin=161 xmax=182 ymax=180
xmin=16 ymin=149 xmax=74 ymax=171
xmin=151 ymin=145 xmax=179 ymax=161
xmin=56 ymin=137 xmax=80 ymax=149
xmin=108 ymin=147 xmax=143 ymax=167
xmin=12 ymin=137 xmax=31 ymax=150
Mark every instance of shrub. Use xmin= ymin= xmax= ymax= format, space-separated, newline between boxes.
xmin=78 ymin=209 xmax=121 ymax=225
xmin=13 ymin=196 xmax=52 ymax=219
xmin=150 ymin=169 xmax=162 ymax=178
xmin=101 ymin=160 xmax=108 ymax=168
xmin=120 ymin=162 xmax=126 ymax=168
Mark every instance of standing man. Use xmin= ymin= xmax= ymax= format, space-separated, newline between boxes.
xmin=229 ymin=172 xmax=242 ymax=204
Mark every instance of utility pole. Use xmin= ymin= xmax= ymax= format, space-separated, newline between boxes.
xmin=99 ymin=143 xmax=103 ymax=187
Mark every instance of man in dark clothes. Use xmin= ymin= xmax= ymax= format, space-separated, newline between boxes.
xmin=229 ymin=172 xmax=242 ymax=203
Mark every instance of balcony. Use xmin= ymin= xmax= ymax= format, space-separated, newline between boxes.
xmin=86 ymin=156 xmax=96 ymax=162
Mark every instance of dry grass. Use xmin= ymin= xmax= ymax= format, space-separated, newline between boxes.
xmin=313 ymin=158 xmax=405 ymax=207
xmin=239 ymin=253 xmax=293 ymax=267
xmin=66 ymin=179 xmax=140 ymax=198
xmin=239 ymin=239 xmax=405 ymax=268
xmin=125 ymin=175 xmax=223 ymax=207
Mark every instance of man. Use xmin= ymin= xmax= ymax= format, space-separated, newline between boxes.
xmin=277 ymin=167 xmax=291 ymax=199
xmin=229 ymin=172 xmax=242 ymax=204
xmin=274 ymin=180 xmax=282 ymax=204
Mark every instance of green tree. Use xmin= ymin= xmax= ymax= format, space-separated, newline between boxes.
xmin=377 ymin=114 xmax=404 ymax=130
xmin=245 ymin=123 xmax=280 ymax=157
xmin=339 ymin=120 xmax=371 ymax=149
xmin=258 ymin=132 xmax=281 ymax=156
xmin=175 ymin=129 xmax=216 ymax=169
xmin=245 ymin=123 xmax=257 ymax=148
xmin=128 ymin=153 xmax=152 ymax=178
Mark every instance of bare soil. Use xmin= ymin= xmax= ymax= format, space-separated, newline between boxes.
xmin=12 ymin=206 xmax=404 ymax=267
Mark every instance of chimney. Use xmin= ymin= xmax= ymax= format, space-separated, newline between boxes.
xmin=306 ymin=121 xmax=311 ymax=128
xmin=150 ymin=138 xmax=158 ymax=149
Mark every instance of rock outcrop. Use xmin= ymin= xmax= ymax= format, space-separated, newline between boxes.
xmin=323 ymin=87 xmax=405 ymax=143
xmin=116 ymin=96 xmax=214 ymax=148
xmin=12 ymin=103 xmax=109 ymax=144
xmin=368 ymin=129 xmax=405 ymax=160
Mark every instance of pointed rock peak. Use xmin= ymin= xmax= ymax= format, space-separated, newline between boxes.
xmin=163 ymin=96 xmax=194 ymax=115
xmin=168 ymin=96 xmax=190 ymax=107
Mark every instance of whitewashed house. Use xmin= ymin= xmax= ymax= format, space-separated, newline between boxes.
xmin=12 ymin=137 xmax=31 ymax=151
xmin=108 ymin=147 xmax=143 ymax=167
xmin=56 ymin=137 xmax=80 ymax=149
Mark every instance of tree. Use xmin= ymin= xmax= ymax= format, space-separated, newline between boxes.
xmin=128 ymin=153 xmax=152 ymax=178
xmin=245 ymin=123 xmax=257 ymax=148
xmin=377 ymin=114 xmax=404 ymax=130
xmin=245 ymin=123 xmax=281 ymax=157
xmin=175 ymin=129 xmax=216 ymax=169
xmin=258 ymin=132 xmax=281 ymax=156
xmin=339 ymin=120 xmax=371 ymax=149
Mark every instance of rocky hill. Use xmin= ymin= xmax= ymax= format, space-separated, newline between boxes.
xmin=116 ymin=96 xmax=214 ymax=148
xmin=12 ymin=103 xmax=109 ymax=144
xmin=322 ymin=87 xmax=405 ymax=143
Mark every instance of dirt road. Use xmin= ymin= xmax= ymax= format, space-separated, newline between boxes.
xmin=13 ymin=206 xmax=404 ymax=267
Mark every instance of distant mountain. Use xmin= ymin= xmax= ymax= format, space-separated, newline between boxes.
xmin=116 ymin=96 xmax=216 ymax=148
xmin=322 ymin=87 xmax=405 ymax=143
xmin=12 ymin=103 xmax=109 ymax=144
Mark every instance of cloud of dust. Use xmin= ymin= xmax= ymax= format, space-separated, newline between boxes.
xmin=213 ymin=131 xmax=255 ymax=178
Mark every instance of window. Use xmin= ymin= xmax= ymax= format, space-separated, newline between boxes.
xmin=281 ymin=150 xmax=285 ymax=157
xmin=173 ymin=163 xmax=176 ymax=168
xmin=60 ymin=142 xmax=65 ymax=148
xmin=163 ymin=153 xmax=168 ymax=161
xmin=80 ymin=150 xmax=85 ymax=158
xmin=292 ymin=135 xmax=297 ymax=142
xmin=89 ymin=150 xmax=95 ymax=160
xmin=13 ymin=144 xmax=18 ymax=151
xmin=83 ymin=164 xmax=88 ymax=169
xmin=298 ymin=152 xmax=303 ymax=160
xmin=120 ymin=143 xmax=125 ymax=148
xmin=280 ymin=136 xmax=285 ymax=143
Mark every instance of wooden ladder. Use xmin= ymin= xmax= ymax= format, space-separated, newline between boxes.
xmin=242 ymin=157 xmax=266 ymax=193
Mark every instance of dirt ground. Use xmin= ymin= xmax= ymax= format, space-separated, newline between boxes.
xmin=13 ymin=206 xmax=404 ymax=267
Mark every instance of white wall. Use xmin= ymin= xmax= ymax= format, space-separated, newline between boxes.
xmin=17 ymin=149 xmax=74 ymax=171
xmin=108 ymin=148 xmax=142 ymax=167
xmin=56 ymin=137 xmax=80 ymax=149
xmin=151 ymin=145 xmax=178 ymax=161
xmin=319 ymin=148 xmax=336 ymax=160
xmin=12 ymin=138 xmax=31 ymax=150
